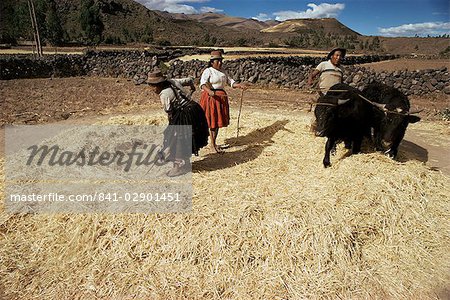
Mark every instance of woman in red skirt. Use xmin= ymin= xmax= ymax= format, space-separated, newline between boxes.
xmin=199 ymin=50 xmax=246 ymax=153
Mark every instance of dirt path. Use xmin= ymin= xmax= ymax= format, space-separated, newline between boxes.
xmin=402 ymin=127 xmax=450 ymax=175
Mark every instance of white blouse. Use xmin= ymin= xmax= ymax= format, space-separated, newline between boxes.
xmin=200 ymin=67 xmax=236 ymax=90
xmin=159 ymin=78 xmax=193 ymax=112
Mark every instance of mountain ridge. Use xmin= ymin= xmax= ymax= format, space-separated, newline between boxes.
xmin=1 ymin=0 xmax=448 ymax=55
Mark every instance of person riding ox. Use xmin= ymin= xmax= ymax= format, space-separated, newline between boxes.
xmin=308 ymin=47 xmax=346 ymax=95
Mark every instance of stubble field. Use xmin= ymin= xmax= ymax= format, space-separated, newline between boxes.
xmin=0 ymin=58 xmax=449 ymax=299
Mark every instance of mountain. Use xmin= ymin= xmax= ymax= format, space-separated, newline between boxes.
xmin=262 ymin=18 xmax=361 ymax=36
xmin=5 ymin=0 xmax=447 ymax=55
xmin=150 ymin=11 xmax=360 ymax=40
xmin=55 ymin=0 xmax=256 ymax=45
xmin=156 ymin=11 xmax=272 ymax=31
xmin=1 ymin=0 xmax=266 ymax=46
xmin=264 ymin=20 xmax=282 ymax=27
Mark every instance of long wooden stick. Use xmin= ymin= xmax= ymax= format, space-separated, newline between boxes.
xmin=27 ymin=0 xmax=38 ymax=56
xmin=28 ymin=0 xmax=43 ymax=56
xmin=236 ymin=89 xmax=244 ymax=138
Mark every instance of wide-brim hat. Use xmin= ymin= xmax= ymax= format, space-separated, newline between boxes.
xmin=327 ymin=47 xmax=346 ymax=60
xmin=210 ymin=50 xmax=223 ymax=60
xmin=146 ymin=70 xmax=166 ymax=84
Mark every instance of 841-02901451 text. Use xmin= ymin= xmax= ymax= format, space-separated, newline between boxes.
xmin=9 ymin=192 xmax=181 ymax=202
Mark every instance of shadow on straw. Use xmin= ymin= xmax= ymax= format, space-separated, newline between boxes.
xmin=333 ymin=138 xmax=428 ymax=164
xmin=397 ymin=139 xmax=428 ymax=163
xmin=193 ymin=120 xmax=290 ymax=172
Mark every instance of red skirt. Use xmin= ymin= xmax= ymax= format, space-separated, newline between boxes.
xmin=199 ymin=89 xmax=230 ymax=129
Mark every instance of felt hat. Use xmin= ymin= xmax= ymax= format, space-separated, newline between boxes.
xmin=210 ymin=50 xmax=223 ymax=60
xmin=327 ymin=47 xmax=346 ymax=60
xmin=146 ymin=70 xmax=166 ymax=84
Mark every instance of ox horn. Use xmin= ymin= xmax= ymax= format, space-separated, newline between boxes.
xmin=337 ymin=98 xmax=351 ymax=105
xmin=372 ymin=102 xmax=387 ymax=111
xmin=408 ymin=109 xmax=424 ymax=115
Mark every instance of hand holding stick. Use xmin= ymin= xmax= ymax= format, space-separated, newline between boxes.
xmin=236 ymin=89 xmax=245 ymax=138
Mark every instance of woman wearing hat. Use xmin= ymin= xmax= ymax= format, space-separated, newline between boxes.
xmin=147 ymin=70 xmax=209 ymax=176
xmin=308 ymin=47 xmax=346 ymax=95
xmin=199 ymin=50 xmax=246 ymax=153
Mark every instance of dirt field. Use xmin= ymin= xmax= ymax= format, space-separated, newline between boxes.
xmin=359 ymin=58 xmax=450 ymax=72
xmin=1 ymin=76 xmax=449 ymax=175
xmin=1 ymin=70 xmax=449 ymax=126
xmin=0 ymin=58 xmax=450 ymax=299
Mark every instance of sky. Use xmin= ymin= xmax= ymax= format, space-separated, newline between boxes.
xmin=134 ymin=0 xmax=450 ymax=37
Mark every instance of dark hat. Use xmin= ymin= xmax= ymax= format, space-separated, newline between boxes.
xmin=210 ymin=50 xmax=223 ymax=60
xmin=327 ymin=48 xmax=346 ymax=60
xmin=146 ymin=70 xmax=166 ymax=84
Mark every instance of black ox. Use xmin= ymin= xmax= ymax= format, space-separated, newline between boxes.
xmin=314 ymin=83 xmax=373 ymax=167
xmin=362 ymin=82 xmax=421 ymax=158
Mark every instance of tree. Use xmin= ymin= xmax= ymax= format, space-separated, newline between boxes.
xmin=359 ymin=40 xmax=364 ymax=50
xmin=370 ymin=36 xmax=381 ymax=51
xmin=80 ymin=0 xmax=104 ymax=44
xmin=0 ymin=1 xmax=32 ymax=44
xmin=235 ymin=38 xmax=246 ymax=47
xmin=364 ymin=40 xmax=369 ymax=49
xmin=140 ymin=24 xmax=153 ymax=43
xmin=45 ymin=0 xmax=65 ymax=46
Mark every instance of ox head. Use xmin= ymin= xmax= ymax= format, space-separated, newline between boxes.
xmin=374 ymin=101 xmax=421 ymax=156
xmin=314 ymin=94 xmax=352 ymax=137
xmin=363 ymin=82 xmax=421 ymax=157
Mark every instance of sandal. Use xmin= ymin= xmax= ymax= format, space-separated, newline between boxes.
xmin=167 ymin=167 xmax=188 ymax=177
xmin=167 ymin=160 xmax=189 ymax=177
xmin=214 ymin=146 xmax=225 ymax=153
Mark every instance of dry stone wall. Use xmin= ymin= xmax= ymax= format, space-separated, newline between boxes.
xmin=0 ymin=48 xmax=210 ymax=80
xmin=1 ymin=51 xmax=449 ymax=95
xmin=168 ymin=56 xmax=450 ymax=95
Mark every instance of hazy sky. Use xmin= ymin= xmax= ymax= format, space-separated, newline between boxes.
xmin=135 ymin=0 xmax=450 ymax=36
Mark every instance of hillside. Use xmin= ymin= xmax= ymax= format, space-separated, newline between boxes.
xmin=0 ymin=0 xmax=266 ymax=46
xmin=379 ymin=36 xmax=450 ymax=55
xmin=0 ymin=0 xmax=448 ymax=54
xmin=262 ymin=18 xmax=361 ymax=36
xmin=0 ymin=0 xmax=361 ymax=47
xmin=56 ymin=0 xmax=259 ymax=45
xmin=157 ymin=11 xmax=272 ymax=31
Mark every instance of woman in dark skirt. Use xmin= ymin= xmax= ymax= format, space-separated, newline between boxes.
xmin=147 ymin=70 xmax=209 ymax=176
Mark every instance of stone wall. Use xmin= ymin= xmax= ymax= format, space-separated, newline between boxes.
xmin=344 ymin=66 xmax=450 ymax=95
xmin=0 ymin=55 xmax=86 ymax=80
xmin=168 ymin=56 xmax=450 ymax=95
xmin=0 ymin=48 xmax=210 ymax=80
xmin=1 ymin=51 xmax=448 ymax=95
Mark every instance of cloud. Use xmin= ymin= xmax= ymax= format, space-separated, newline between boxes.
xmin=199 ymin=6 xmax=224 ymax=13
xmin=252 ymin=13 xmax=271 ymax=22
xmin=378 ymin=22 xmax=450 ymax=37
xmin=432 ymin=12 xmax=448 ymax=15
xmin=135 ymin=0 xmax=216 ymax=14
xmin=274 ymin=3 xmax=345 ymax=21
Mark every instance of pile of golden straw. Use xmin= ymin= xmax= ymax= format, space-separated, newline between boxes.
xmin=1 ymin=110 xmax=449 ymax=299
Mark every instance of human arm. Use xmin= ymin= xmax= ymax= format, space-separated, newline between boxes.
xmin=232 ymin=82 xmax=247 ymax=90
xmin=227 ymin=74 xmax=246 ymax=90
xmin=159 ymin=90 xmax=172 ymax=112
xmin=308 ymin=69 xmax=320 ymax=86
xmin=200 ymin=68 xmax=215 ymax=96
xmin=308 ymin=62 xmax=326 ymax=86
xmin=174 ymin=77 xmax=196 ymax=95
xmin=202 ymin=84 xmax=215 ymax=97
